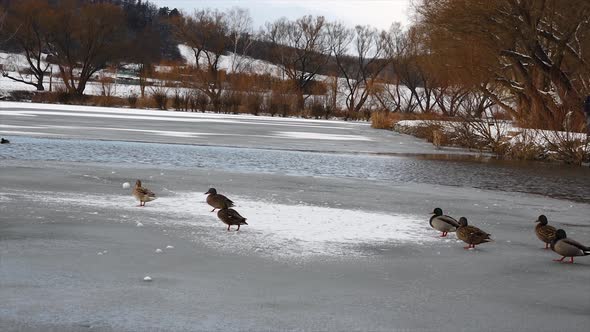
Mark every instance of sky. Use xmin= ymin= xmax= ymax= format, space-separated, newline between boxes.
xmin=150 ymin=0 xmax=413 ymax=31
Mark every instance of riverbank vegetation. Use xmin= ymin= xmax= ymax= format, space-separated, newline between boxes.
xmin=0 ymin=0 xmax=588 ymax=163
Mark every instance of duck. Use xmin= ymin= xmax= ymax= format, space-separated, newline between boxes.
xmin=534 ymin=215 xmax=557 ymax=249
xmin=430 ymin=207 xmax=460 ymax=237
xmin=456 ymin=217 xmax=492 ymax=249
xmin=550 ymin=229 xmax=590 ymax=264
xmin=0 ymin=138 xmax=10 ymax=144
xmin=217 ymin=202 xmax=248 ymax=231
xmin=205 ymin=188 xmax=234 ymax=212
xmin=132 ymin=179 xmax=157 ymax=207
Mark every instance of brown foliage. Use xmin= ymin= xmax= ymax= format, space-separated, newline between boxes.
xmin=417 ymin=0 xmax=590 ymax=130
xmin=370 ymin=111 xmax=397 ymax=129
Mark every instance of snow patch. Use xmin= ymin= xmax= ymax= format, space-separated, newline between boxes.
xmin=8 ymin=190 xmax=435 ymax=259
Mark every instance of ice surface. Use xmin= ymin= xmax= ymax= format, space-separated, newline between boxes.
xmin=13 ymin=190 xmax=436 ymax=258
xmin=273 ymin=131 xmax=372 ymax=141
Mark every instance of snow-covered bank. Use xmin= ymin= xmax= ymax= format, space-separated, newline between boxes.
xmin=394 ymin=119 xmax=589 ymax=164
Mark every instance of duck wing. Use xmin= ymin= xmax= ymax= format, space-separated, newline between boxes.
xmin=220 ymin=194 xmax=234 ymax=206
xmin=218 ymin=208 xmax=247 ymax=224
xmin=227 ymin=209 xmax=246 ymax=223
xmin=562 ymin=238 xmax=590 ymax=253
xmin=440 ymin=215 xmax=459 ymax=227
xmin=138 ymin=186 xmax=156 ymax=197
xmin=464 ymin=225 xmax=491 ymax=243
xmin=536 ymin=224 xmax=556 ymax=241
xmin=429 ymin=215 xmax=458 ymax=228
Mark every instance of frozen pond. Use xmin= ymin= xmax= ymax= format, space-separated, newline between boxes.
xmin=2 ymin=136 xmax=589 ymax=203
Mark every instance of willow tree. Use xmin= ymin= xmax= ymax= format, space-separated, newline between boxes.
xmin=418 ymin=0 xmax=590 ymax=129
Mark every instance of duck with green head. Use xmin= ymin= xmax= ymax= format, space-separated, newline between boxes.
xmin=217 ymin=202 xmax=248 ymax=231
xmin=429 ymin=208 xmax=460 ymax=237
xmin=534 ymin=215 xmax=557 ymax=249
xmin=205 ymin=188 xmax=234 ymax=212
xmin=551 ymin=229 xmax=590 ymax=264
xmin=456 ymin=217 xmax=492 ymax=249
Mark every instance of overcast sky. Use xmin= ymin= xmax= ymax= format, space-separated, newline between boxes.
xmin=150 ymin=0 xmax=413 ymax=31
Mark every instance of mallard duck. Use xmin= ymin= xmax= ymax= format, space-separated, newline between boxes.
xmin=205 ymin=188 xmax=234 ymax=212
xmin=217 ymin=203 xmax=248 ymax=231
xmin=0 ymin=138 xmax=10 ymax=144
xmin=132 ymin=180 xmax=156 ymax=207
xmin=551 ymin=229 xmax=590 ymax=264
xmin=535 ymin=215 xmax=557 ymax=249
xmin=430 ymin=207 xmax=460 ymax=237
xmin=456 ymin=217 xmax=492 ymax=249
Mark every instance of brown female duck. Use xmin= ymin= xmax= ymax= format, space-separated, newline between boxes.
xmin=217 ymin=203 xmax=248 ymax=231
xmin=534 ymin=215 xmax=556 ymax=249
xmin=456 ymin=217 xmax=492 ymax=249
xmin=132 ymin=180 xmax=157 ymax=207
xmin=551 ymin=229 xmax=590 ymax=264
xmin=205 ymin=188 xmax=234 ymax=212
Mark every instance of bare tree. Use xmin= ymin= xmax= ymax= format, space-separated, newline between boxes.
xmin=226 ymin=7 xmax=254 ymax=73
xmin=46 ymin=1 xmax=125 ymax=96
xmin=264 ymin=15 xmax=332 ymax=110
xmin=173 ymin=9 xmax=230 ymax=110
xmin=2 ymin=0 xmax=51 ymax=91
xmin=330 ymin=23 xmax=391 ymax=118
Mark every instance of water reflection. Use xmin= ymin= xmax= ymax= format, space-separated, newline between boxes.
xmin=2 ymin=136 xmax=589 ymax=203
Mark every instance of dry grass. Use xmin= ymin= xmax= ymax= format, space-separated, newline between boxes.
xmin=127 ymin=94 xmax=138 ymax=108
xmin=370 ymin=112 xmax=397 ymax=129
xmin=150 ymin=87 xmax=169 ymax=110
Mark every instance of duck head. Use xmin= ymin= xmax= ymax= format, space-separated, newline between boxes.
xmin=135 ymin=180 xmax=142 ymax=187
xmin=535 ymin=215 xmax=548 ymax=225
xmin=458 ymin=217 xmax=468 ymax=227
xmin=205 ymin=188 xmax=217 ymax=195
xmin=554 ymin=229 xmax=567 ymax=240
xmin=431 ymin=208 xmax=443 ymax=216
